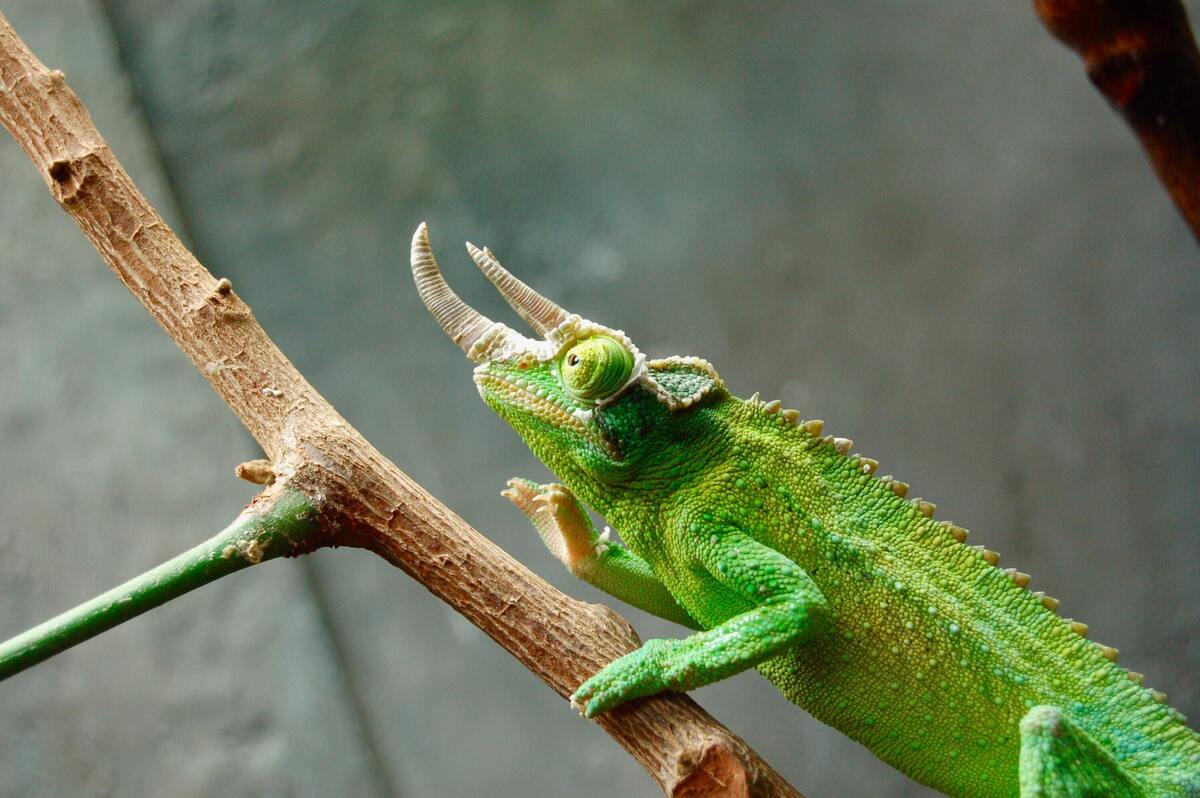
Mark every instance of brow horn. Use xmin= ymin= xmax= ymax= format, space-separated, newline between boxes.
xmin=410 ymin=223 xmax=498 ymax=357
xmin=465 ymin=241 xmax=569 ymax=337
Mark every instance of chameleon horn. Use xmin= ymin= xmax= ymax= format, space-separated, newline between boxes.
xmin=465 ymin=241 xmax=569 ymax=337
xmin=410 ymin=223 xmax=499 ymax=358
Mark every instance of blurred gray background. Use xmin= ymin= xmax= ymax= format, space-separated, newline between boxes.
xmin=1 ymin=1 xmax=1197 ymax=796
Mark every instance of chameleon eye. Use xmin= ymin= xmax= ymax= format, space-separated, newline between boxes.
xmin=560 ymin=336 xmax=634 ymax=402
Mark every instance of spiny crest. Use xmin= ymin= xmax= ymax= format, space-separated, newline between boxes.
xmin=744 ymin=390 xmax=1169 ymax=699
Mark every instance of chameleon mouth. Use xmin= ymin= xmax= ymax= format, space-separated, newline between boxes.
xmin=474 ymin=372 xmax=620 ymax=459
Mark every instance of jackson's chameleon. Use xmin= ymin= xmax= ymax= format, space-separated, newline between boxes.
xmin=409 ymin=223 xmax=1198 ymax=797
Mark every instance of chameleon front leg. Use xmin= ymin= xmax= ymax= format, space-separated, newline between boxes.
xmin=570 ymin=523 xmax=829 ymax=718
xmin=1019 ymin=705 xmax=1145 ymax=797
xmin=502 ymin=478 xmax=700 ymax=629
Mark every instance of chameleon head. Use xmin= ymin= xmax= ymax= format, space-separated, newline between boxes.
xmin=409 ymin=223 xmax=726 ymax=481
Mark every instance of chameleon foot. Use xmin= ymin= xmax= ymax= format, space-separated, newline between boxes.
xmin=570 ymin=638 xmax=676 ymax=718
xmin=502 ymin=478 xmax=603 ymax=570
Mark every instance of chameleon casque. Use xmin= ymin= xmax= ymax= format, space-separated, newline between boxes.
xmin=409 ymin=223 xmax=1199 ymax=797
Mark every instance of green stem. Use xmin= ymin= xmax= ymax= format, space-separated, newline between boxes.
xmin=0 ymin=489 xmax=320 ymax=681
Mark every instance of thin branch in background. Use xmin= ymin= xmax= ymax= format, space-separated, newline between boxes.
xmin=0 ymin=10 xmax=799 ymax=798
xmin=0 ymin=490 xmax=320 ymax=681
xmin=1034 ymin=0 xmax=1200 ymax=242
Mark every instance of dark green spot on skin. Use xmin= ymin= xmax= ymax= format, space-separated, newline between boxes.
xmin=735 ymin=478 xmax=747 ymax=489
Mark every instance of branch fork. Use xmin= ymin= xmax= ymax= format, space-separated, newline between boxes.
xmin=0 ymin=11 xmax=800 ymax=797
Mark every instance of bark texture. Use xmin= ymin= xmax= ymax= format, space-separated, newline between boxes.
xmin=0 ymin=10 xmax=800 ymax=798
xmin=1034 ymin=0 xmax=1200 ymax=241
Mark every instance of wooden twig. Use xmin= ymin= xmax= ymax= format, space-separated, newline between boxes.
xmin=0 ymin=10 xmax=801 ymax=798
xmin=0 ymin=491 xmax=320 ymax=680
xmin=1034 ymin=0 xmax=1200 ymax=242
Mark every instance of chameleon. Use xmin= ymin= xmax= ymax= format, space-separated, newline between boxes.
xmin=408 ymin=222 xmax=1199 ymax=797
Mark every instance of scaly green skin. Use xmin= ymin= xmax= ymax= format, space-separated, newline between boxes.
xmin=412 ymin=230 xmax=1199 ymax=797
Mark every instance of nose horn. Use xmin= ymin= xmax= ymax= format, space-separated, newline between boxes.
xmin=465 ymin=241 xmax=569 ymax=337
xmin=409 ymin=223 xmax=498 ymax=358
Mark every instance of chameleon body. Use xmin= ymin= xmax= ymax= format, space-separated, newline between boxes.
xmin=409 ymin=224 xmax=1199 ymax=797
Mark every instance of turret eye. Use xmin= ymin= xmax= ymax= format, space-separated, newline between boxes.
xmin=560 ymin=336 xmax=634 ymax=402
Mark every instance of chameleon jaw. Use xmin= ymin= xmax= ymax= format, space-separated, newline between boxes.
xmin=473 ymin=371 xmax=621 ymax=460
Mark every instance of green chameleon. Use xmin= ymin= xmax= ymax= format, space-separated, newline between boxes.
xmin=409 ymin=223 xmax=1198 ymax=797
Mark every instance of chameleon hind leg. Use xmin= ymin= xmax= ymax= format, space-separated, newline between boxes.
xmin=503 ymin=478 xmax=700 ymax=629
xmin=1019 ymin=705 xmax=1145 ymax=797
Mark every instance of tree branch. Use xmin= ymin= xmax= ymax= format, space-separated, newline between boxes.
xmin=0 ymin=11 xmax=801 ymax=798
xmin=0 ymin=489 xmax=320 ymax=680
xmin=1034 ymin=0 xmax=1200 ymax=243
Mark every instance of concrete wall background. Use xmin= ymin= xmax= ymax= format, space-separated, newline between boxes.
xmin=1 ymin=2 xmax=1196 ymax=796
